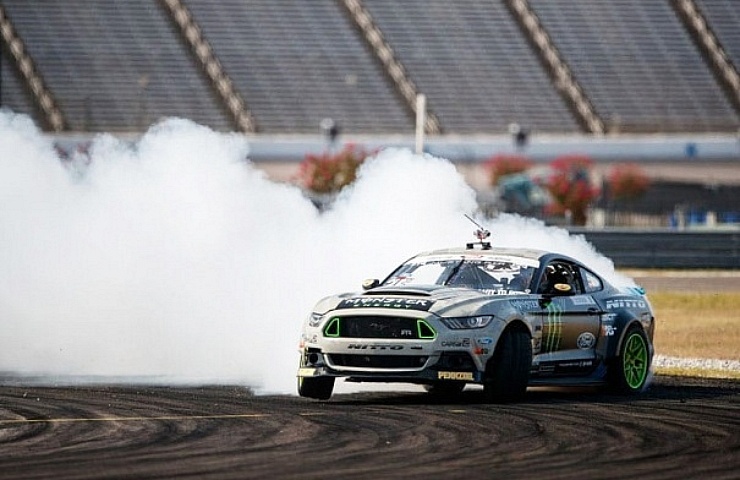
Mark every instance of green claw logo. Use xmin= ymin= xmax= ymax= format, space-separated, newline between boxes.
xmin=544 ymin=301 xmax=563 ymax=352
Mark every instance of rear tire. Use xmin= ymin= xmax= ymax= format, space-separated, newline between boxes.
xmin=607 ymin=325 xmax=651 ymax=394
xmin=483 ymin=327 xmax=531 ymax=403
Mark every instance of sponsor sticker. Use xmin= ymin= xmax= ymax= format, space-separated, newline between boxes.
xmin=576 ymin=332 xmax=596 ymax=349
xmin=571 ymin=296 xmax=596 ymax=306
xmin=606 ymin=299 xmax=647 ymax=310
xmin=437 ymin=371 xmax=474 ymax=381
xmin=297 ymin=368 xmax=317 ymax=377
xmin=338 ymin=297 xmax=434 ymax=311
xmin=602 ymin=325 xmax=617 ymax=337
xmin=347 ymin=343 xmax=404 ymax=350
xmin=557 ymin=360 xmax=594 ymax=368
xmin=441 ymin=338 xmax=471 ymax=348
xmin=510 ymin=299 xmax=541 ymax=311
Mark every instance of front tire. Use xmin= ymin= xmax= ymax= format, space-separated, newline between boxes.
xmin=297 ymin=354 xmax=335 ymax=400
xmin=607 ymin=325 xmax=651 ymax=394
xmin=424 ymin=381 xmax=466 ymax=399
xmin=483 ymin=327 xmax=531 ymax=403
xmin=298 ymin=376 xmax=335 ymax=400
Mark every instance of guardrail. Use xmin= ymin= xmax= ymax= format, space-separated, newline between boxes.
xmin=568 ymin=228 xmax=739 ymax=269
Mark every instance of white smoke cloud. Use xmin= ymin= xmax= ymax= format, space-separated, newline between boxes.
xmin=0 ymin=111 xmax=631 ymax=394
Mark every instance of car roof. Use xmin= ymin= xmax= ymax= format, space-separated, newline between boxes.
xmin=412 ymin=246 xmax=549 ymax=262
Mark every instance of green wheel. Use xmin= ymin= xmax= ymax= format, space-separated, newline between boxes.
xmin=608 ymin=326 xmax=651 ymax=394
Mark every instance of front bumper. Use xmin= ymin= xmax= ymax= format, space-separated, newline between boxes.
xmin=297 ymin=348 xmax=484 ymax=385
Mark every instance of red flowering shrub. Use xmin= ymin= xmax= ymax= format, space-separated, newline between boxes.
xmin=297 ymin=144 xmax=369 ymax=194
xmin=484 ymin=154 xmax=532 ymax=186
xmin=544 ymin=155 xmax=600 ymax=225
xmin=606 ymin=163 xmax=650 ymax=201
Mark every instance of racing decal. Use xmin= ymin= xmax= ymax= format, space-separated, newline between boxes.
xmin=441 ymin=338 xmax=471 ymax=348
xmin=603 ymin=313 xmax=618 ymax=322
xmin=543 ymin=301 xmax=563 ymax=352
xmin=556 ymin=360 xmax=594 ymax=368
xmin=347 ymin=343 xmax=404 ymax=350
xmin=481 ymin=289 xmax=516 ymax=295
xmin=602 ymin=325 xmax=617 ymax=337
xmin=605 ymin=299 xmax=647 ymax=310
xmin=302 ymin=333 xmax=319 ymax=344
xmin=576 ymin=332 xmax=596 ymax=349
xmin=437 ymin=371 xmax=474 ymax=381
xmin=337 ymin=297 xmax=434 ymax=311
xmin=510 ymin=299 xmax=540 ymax=312
xmin=622 ymin=286 xmax=646 ymax=296
xmin=571 ymin=296 xmax=596 ymax=306
xmin=476 ymin=337 xmax=494 ymax=346
xmin=297 ymin=367 xmax=317 ymax=377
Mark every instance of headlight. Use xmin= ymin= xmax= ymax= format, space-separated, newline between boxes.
xmin=307 ymin=312 xmax=324 ymax=327
xmin=441 ymin=315 xmax=494 ymax=329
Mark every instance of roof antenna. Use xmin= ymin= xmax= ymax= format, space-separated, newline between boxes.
xmin=464 ymin=214 xmax=491 ymax=250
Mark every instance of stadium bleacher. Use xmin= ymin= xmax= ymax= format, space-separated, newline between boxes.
xmin=695 ymin=0 xmax=740 ymax=71
xmin=1 ymin=0 xmax=738 ymax=134
xmin=361 ymin=0 xmax=580 ymax=134
xmin=529 ymin=0 xmax=738 ymax=133
xmin=184 ymin=0 xmax=413 ymax=133
xmin=1 ymin=0 xmax=230 ymax=132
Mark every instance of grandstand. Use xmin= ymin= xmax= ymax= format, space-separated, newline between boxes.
xmin=1 ymin=0 xmax=738 ymax=136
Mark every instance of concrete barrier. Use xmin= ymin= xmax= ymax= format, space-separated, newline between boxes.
xmin=568 ymin=228 xmax=739 ymax=269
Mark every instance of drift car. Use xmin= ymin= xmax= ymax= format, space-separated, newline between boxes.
xmin=297 ymin=236 xmax=654 ymax=402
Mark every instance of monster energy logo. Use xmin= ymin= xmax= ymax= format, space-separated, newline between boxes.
xmin=544 ymin=301 xmax=563 ymax=352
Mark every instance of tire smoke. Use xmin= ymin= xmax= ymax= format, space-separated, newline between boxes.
xmin=0 ymin=112 xmax=632 ymax=393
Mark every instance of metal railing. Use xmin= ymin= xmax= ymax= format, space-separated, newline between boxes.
xmin=160 ymin=0 xmax=256 ymax=133
xmin=338 ymin=0 xmax=441 ymax=134
xmin=506 ymin=0 xmax=605 ymax=134
xmin=674 ymin=0 xmax=740 ymax=112
xmin=0 ymin=4 xmax=64 ymax=131
xmin=570 ymin=228 xmax=739 ymax=269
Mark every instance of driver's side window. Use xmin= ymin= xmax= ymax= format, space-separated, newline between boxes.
xmin=537 ymin=261 xmax=583 ymax=295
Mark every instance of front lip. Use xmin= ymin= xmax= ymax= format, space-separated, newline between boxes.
xmin=298 ymin=363 xmax=483 ymax=383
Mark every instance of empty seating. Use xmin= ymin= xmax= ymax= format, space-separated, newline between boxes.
xmin=530 ymin=0 xmax=739 ymax=133
xmin=1 ymin=0 xmax=231 ymax=132
xmin=362 ymin=0 xmax=579 ymax=134
xmin=0 ymin=50 xmax=37 ymax=120
xmin=1 ymin=0 xmax=737 ymax=135
xmin=185 ymin=0 xmax=413 ymax=133
xmin=696 ymin=0 xmax=740 ymax=70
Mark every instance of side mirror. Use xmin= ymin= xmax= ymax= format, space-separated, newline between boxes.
xmin=362 ymin=279 xmax=380 ymax=290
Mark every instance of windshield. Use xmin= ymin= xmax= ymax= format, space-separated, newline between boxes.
xmin=382 ymin=256 xmax=538 ymax=294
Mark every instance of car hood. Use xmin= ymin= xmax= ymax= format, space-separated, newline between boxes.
xmin=315 ymin=284 xmax=515 ymax=317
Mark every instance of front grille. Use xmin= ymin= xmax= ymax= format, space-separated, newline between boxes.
xmin=328 ymin=354 xmax=429 ymax=369
xmin=325 ymin=316 xmax=436 ymax=339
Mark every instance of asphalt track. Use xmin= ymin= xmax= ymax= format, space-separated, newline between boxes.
xmin=0 ymin=375 xmax=738 ymax=479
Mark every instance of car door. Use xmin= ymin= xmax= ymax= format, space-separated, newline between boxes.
xmin=533 ymin=260 xmax=601 ymax=376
